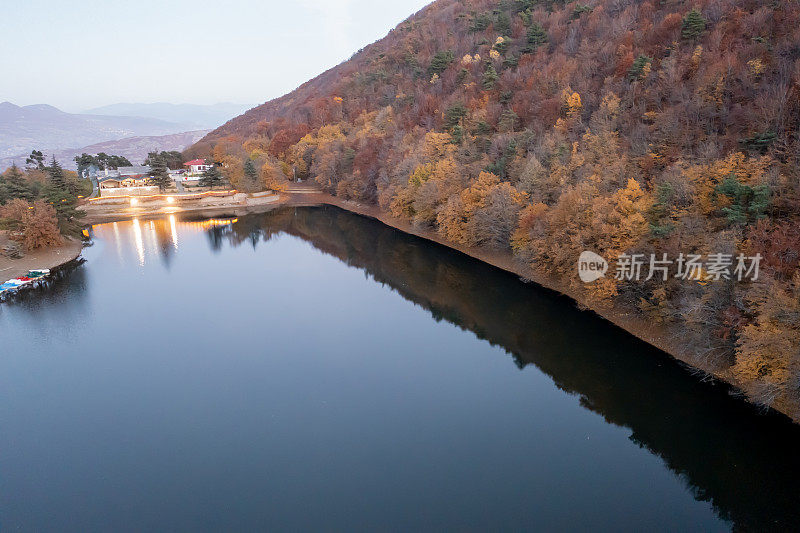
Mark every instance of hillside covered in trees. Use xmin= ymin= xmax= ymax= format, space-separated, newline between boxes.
xmin=186 ymin=0 xmax=800 ymax=419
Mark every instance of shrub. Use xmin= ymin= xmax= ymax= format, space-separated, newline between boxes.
xmin=0 ymin=198 xmax=63 ymax=251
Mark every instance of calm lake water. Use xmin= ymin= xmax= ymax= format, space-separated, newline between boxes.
xmin=1 ymin=206 xmax=799 ymax=531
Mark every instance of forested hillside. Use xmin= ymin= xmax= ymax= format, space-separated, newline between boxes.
xmin=187 ymin=0 xmax=800 ymax=419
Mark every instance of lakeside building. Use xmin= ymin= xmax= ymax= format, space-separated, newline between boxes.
xmin=183 ymin=159 xmax=211 ymax=176
xmin=98 ymin=165 xmax=152 ymax=189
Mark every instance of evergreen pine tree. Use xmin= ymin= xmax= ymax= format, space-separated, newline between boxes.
xmin=494 ymin=11 xmax=511 ymax=35
xmin=199 ymin=162 xmax=224 ymax=190
xmin=148 ymin=154 xmax=171 ymax=191
xmin=45 ymin=157 xmax=82 ymax=235
xmin=2 ymin=164 xmax=34 ymax=202
xmin=681 ymin=9 xmax=706 ymax=41
xmin=25 ymin=150 xmax=45 ymax=170
xmin=525 ymin=22 xmax=547 ymax=51
xmin=244 ymin=159 xmax=258 ymax=188
xmin=47 ymin=156 xmax=69 ymax=191
xmin=482 ymin=63 xmax=499 ymax=90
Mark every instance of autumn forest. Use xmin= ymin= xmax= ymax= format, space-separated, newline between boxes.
xmin=185 ymin=0 xmax=800 ymax=419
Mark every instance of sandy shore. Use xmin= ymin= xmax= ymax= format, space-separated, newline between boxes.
xmin=0 ymin=235 xmax=84 ymax=281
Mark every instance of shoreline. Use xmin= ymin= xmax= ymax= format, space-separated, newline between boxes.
xmin=81 ymin=191 xmax=280 ymax=225
xmin=28 ymin=190 xmax=794 ymax=423
xmin=0 ymin=237 xmax=84 ymax=281
xmin=284 ymin=191 xmax=798 ymax=424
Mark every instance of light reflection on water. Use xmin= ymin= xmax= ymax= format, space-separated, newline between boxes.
xmin=91 ymin=216 xmax=239 ymax=267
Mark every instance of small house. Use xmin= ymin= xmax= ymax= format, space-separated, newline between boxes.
xmin=183 ymin=159 xmax=212 ymax=176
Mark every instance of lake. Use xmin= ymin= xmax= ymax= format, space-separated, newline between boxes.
xmin=1 ymin=206 xmax=799 ymax=531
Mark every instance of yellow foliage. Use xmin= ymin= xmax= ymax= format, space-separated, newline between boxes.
xmin=699 ymin=73 xmax=726 ymax=108
xmin=591 ymin=178 xmax=652 ymax=256
xmin=684 ymin=152 xmax=770 ymax=216
xmin=243 ymin=136 xmax=270 ymax=154
xmin=599 ymin=92 xmax=620 ymax=120
xmin=734 ymin=274 xmax=800 ymax=407
xmin=586 ymin=276 xmax=619 ymax=307
xmin=565 ymin=90 xmax=582 ymax=117
xmin=261 ymin=159 xmax=289 ymax=191
xmin=408 ymin=163 xmax=434 ymax=186
xmin=747 ymin=58 xmax=765 ymax=78
xmin=691 ymin=45 xmax=703 ymax=68
xmin=437 ymin=172 xmax=527 ymax=246
xmin=422 ymin=131 xmax=454 ymax=161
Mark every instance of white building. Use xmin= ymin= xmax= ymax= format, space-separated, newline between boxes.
xmin=183 ymin=159 xmax=212 ymax=176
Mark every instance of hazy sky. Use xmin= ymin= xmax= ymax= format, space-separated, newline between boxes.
xmin=1 ymin=0 xmax=431 ymax=112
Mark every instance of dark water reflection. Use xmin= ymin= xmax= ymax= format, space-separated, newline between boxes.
xmin=1 ymin=206 xmax=799 ymax=531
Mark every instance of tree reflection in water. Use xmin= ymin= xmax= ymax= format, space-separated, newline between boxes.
xmin=202 ymin=205 xmax=800 ymax=530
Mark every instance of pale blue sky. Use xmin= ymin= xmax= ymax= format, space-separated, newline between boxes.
xmin=0 ymin=0 xmax=431 ymax=112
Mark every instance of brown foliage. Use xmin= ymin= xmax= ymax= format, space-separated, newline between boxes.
xmin=1 ymin=199 xmax=63 ymax=251
xmin=746 ymin=220 xmax=800 ymax=281
xmin=184 ymin=0 xmax=800 ymax=415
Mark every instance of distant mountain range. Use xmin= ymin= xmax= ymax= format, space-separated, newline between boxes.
xmin=0 ymin=100 xmax=252 ymax=170
xmin=0 ymin=102 xmax=192 ymax=158
xmin=0 ymin=130 xmax=210 ymax=171
xmin=82 ymin=102 xmax=254 ymax=130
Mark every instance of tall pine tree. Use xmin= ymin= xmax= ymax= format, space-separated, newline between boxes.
xmin=681 ymin=9 xmax=706 ymax=41
xmin=148 ymin=154 xmax=171 ymax=191
xmin=45 ymin=157 xmax=82 ymax=235
xmin=199 ymin=162 xmax=224 ymax=190
xmin=525 ymin=22 xmax=548 ymax=51
xmin=244 ymin=159 xmax=258 ymax=188
xmin=1 ymin=164 xmax=35 ymax=203
xmin=47 ymin=156 xmax=69 ymax=191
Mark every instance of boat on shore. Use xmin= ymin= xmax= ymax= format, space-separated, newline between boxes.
xmin=0 ymin=269 xmax=56 ymax=302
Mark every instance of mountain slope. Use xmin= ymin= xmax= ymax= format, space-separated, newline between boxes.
xmin=0 ymin=102 xmax=191 ymax=157
xmin=188 ymin=0 xmax=800 ymax=419
xmin=83 ymin=102 xmax=254 ymax=130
